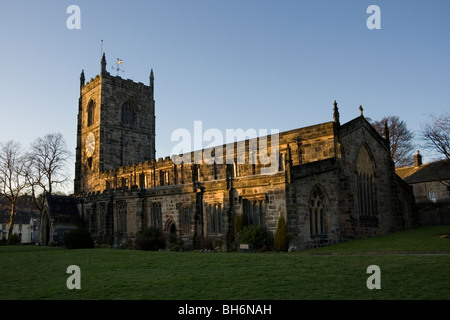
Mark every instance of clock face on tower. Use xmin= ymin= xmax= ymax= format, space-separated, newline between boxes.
xmin=85 ymin=132 xmax=95 ymax=157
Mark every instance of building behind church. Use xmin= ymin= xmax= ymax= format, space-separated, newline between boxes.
xmin=1 ymin=195 xmax=39 ymax=244
xmin=39 ymin=56 xmax=417 ymax=250
xmin=396 ymin=152 xmax=450 ymax=226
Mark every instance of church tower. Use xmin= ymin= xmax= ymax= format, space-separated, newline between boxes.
xmin=74 ymin=54 xmax=156 ymax=194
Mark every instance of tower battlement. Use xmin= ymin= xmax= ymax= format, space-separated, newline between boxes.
xmin=82 ymin=74 xmax=102 ymax=92
xmin=82 ymin=72 xmax=152 ymax=94
xmin=107 ymin=74 xmax=152 ymax=94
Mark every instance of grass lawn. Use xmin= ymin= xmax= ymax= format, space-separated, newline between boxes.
xmin=0 ymin=226 xmax=449 ymax=300
xmin=303 ymin=225 xmax=450 ymax=254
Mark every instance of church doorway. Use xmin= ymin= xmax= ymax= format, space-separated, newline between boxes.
xmin=165 ymin=219 xmax=177 ymax=244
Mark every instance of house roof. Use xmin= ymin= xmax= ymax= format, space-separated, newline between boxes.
xmin=0 ymin=210 xmax=38 ymax=225
xmin=396 ymin=159 xmax=450 ymax=184
xmin=46 ymin=195 xmax=80 ymax=223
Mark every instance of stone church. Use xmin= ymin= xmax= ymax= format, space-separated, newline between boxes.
xmin=39 ymin=55 xmax=417 ymax=250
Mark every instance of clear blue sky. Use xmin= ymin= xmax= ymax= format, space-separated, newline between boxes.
xmin=1 ymin=1 xmax=449 ymax=193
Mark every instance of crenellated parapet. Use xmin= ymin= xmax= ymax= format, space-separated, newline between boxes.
xmin=104 ymin=72 xmax=153 ymax=94
xmin=82 ymin=74 xmax=103 ymax=93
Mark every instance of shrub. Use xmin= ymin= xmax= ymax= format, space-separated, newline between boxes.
xmin=200 ymin=237 xmax=214 ymax=250
xmin=213 ymin=239 xmax=224 ymax=252
xmin=135 ymin=227 xmax=166 ymax=251
xmin=234 ymin=225 xmax=273 ymax=252
xmin=7 ymin=233 xmax=21 ymax=245
xmin=169 ymin=244 xmax=182 ymax=252
xmin=274 ymin=216 xmax=290 ymax=252
xmin=64 ymin=228 xmax=95 ymax=249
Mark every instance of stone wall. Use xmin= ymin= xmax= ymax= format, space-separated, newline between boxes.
xmin=75 ymin=70 xmax=155 ymax=194
xmin=337 ymin=116 xmax=416 ymax=239
xmin=411 ymin=181 xmax=449 ymax=203
xmin=288 ymin=159 xmax=340 ymax=250
xmin=81 ymin=120 xmax=336 ymax=249
xmin=100 ymin=73 xmax=155 ymax=170
xmin=78 ymin=115 xmax=417 ymax=250
xmin=417 ymin=203 xmax=450 ymax=225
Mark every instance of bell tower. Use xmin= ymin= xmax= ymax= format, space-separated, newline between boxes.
xmin=74 ymin=54 xmax=156 ymax=194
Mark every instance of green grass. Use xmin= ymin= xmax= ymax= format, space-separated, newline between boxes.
xmin=1 ymin=226 xmax=449 ymax=300
xmin=303 ymin=225 xmax=450 ymax=254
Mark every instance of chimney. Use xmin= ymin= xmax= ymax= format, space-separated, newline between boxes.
xmin=414 ymin=150 xmax=422 ymax=167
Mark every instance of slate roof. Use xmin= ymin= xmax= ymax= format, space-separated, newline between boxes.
xmin=46 ymin=195 xmax=80 ymax=223
xmin=396 ymin=159 xmax=450 ymax=184
xmin=0 ymin=210 xmax=38 ymax=225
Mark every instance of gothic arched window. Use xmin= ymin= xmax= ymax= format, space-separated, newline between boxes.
xmin=87 ymin=100 xmax=95 ymax=127
xmin=89 ymin=204 xmax=98 ymax=233
xmin=150 ymin=202 xmax=162 ymax=229
xmin=121 ymin=100 xmax=135 ymax=126
xmin=255 ymin=200 xmax=266 ymax=227
xmin=356 ymin=146 xmax=375 ymax=216
xmin=309 ymin=185 xmax=329 ymax=237
xmin=117 ymin=201 xmax=127 ymax=234
xmin=242 ymin=199 xmax=266 ymax=227
xmin=208 ymin=203 xmax=222 ymax=234
xmin=179 ymin=205 xmax=191 ymax=235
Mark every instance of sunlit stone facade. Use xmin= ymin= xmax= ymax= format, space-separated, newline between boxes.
xmin=44 ymin=57 xmax=418 ymax=250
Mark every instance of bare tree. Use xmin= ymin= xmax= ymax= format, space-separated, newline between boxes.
xmin=422 ymin=112 xmax=450 ymax=160
xmin=27 ymin=133 xmax=72 ymax=212
xmin=370 ymin=116 xmax=415 ymax=167
xmin=0 ymin=141 xmax=29 ymax=239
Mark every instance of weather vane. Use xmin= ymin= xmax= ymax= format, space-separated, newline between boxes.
xmin=112 ymin=58 xmax=125 ymax=76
